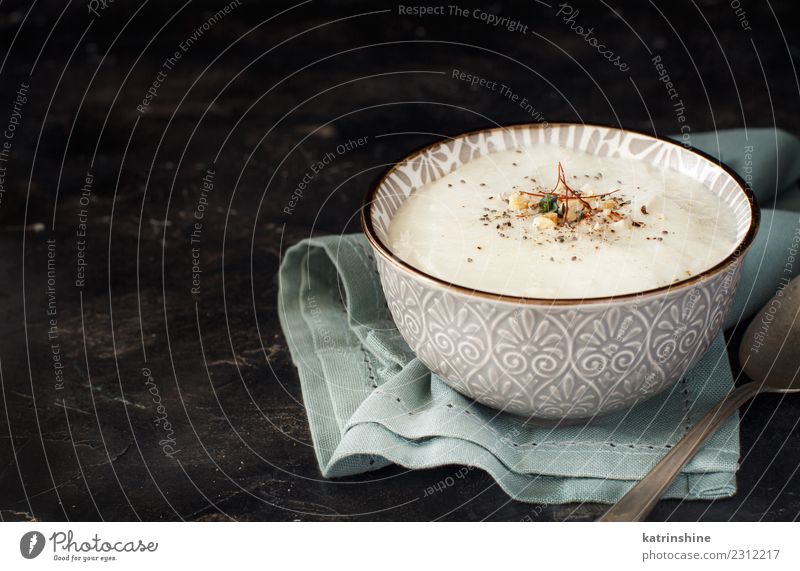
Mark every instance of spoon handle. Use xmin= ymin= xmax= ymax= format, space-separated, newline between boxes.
xmin=598 ymin=382 xmax=760 ymax=522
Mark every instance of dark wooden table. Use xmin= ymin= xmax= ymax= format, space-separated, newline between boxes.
xmin=1 ymin=0 xmax=798 ymax=521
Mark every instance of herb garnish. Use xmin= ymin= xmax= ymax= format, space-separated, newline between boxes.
xmin=515 ymin=162 xmax=620 ymax=227
xmin=539 ymin=193 xmax=558 ymax=213
xmin=489 ymin=162 xmax=644 ymax=241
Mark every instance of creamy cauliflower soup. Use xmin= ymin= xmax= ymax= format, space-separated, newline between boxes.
xmin=387 ymin=145 xmax=738 ymax=298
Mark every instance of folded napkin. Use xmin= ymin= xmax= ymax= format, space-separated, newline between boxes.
xmin=278 ymin=128 xmax=800 ymax=504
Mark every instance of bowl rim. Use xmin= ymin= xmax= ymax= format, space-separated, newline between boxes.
xmin=360 ymin=122 xmax=760 ymax=306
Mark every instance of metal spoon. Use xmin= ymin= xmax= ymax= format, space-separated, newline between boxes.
xmin=598 ymin=276 xmax=800 ymax=522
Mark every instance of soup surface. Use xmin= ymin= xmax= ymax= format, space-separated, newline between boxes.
xmin=387 ymin=144 xmax=738 ymax=298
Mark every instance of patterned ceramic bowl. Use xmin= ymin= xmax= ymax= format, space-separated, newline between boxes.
xmin=361 ymin=124 xmax=759 ymax=421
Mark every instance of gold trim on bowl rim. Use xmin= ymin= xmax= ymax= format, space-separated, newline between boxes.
xmin=360 ymin=122 xmax=760 ymax=306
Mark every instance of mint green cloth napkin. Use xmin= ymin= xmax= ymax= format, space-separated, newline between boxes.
xmin=278 ymin=128 xmax=800 ymax=504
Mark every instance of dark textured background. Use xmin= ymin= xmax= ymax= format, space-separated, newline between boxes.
xmin=0 ymin=0 xmax=798 ymax=521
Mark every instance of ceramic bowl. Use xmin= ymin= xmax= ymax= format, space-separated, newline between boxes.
xmin=361 ymin=123 xmax=759 ymax=421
